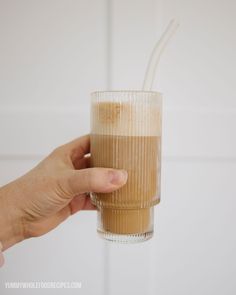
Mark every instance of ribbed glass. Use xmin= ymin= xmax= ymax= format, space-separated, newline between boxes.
xmin=90 ymin=91 xmax=162 ymax=243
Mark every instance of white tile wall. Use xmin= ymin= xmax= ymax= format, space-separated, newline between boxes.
xmin=0 ymin=0 xmax=107 ymax=108
xmin=0 ymin=0 xmax=235 ymax=294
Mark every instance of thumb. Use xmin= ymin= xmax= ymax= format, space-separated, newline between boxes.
xmin=63 ymin=168 xmax=128 ymax=196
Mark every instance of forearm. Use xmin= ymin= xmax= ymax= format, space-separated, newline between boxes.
xmin=0 ymin=183 xmax=25 ymax=251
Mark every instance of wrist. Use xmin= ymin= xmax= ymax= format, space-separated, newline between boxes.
xmin=0 ymin=184 xmax=25 ymax=251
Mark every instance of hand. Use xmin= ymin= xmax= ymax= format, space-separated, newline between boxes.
xmin=0 ymin=135 xmax=128 ymax=251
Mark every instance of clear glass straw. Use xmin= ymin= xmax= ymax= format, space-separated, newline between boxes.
xmin=142 ymin=19 xmax=179 ymax=91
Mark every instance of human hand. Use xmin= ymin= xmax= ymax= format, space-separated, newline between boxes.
xmin=0 ymin=135 xmax=128 ymax=251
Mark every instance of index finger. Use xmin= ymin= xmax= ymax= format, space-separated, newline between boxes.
xmin=61 ymin=135 xmax=90 ymax=162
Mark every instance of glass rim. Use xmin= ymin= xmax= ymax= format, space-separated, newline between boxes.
xmin=91 ymin=90 xmax=162 ymax=96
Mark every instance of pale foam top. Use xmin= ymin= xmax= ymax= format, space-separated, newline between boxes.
xmin=91 ymin=102 xmax=162 ymax=136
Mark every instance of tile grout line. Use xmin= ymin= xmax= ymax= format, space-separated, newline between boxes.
xmin=1 ymin=106 xmax=236 ymax=114
xmin=149 ymin=1 xmax=164 ymax=294
xmin=102 ymin=1 xmax=112 ymax=295
xmin=1 ymin=155 xmax=235 ymax=163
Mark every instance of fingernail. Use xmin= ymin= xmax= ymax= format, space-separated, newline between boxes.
xmin=109 ymin=170 xmax=128 ymax=185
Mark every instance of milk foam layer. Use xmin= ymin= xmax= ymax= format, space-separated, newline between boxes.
xmin=91 ymin=102 xmax=161 ymax=136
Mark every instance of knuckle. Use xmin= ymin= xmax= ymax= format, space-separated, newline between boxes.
xmin=50 ymin=147 xmax=61 ymax=157
xmin=56 ymin=173 xmax=74 ymax=198
xmin=51 ymin=145 xmax=67 ymax=157
xmin=87 ymin=168 xmax=103 ymax=191
xmin=86 ymin=169 xmax=97 ymax=191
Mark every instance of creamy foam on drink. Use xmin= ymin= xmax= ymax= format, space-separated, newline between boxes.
xmin=91 ymin=101 xmax=161 ymax=136
xmin=90 ymin=93 xmax=162 ymax=236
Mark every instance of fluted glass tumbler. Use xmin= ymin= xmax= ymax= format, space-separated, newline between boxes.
xmin=90 ymin=91 xmax=162 ymax=243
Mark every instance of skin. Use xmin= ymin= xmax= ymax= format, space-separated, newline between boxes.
xmin=0 ymin=135 xmax=128 ymax=251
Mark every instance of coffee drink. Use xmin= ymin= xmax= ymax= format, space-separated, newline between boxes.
xmin=90 ymin=91 xmax=162 ymax=242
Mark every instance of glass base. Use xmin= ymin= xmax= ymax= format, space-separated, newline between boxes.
xmin=97 ymin=229 xmax=153 ymax=244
